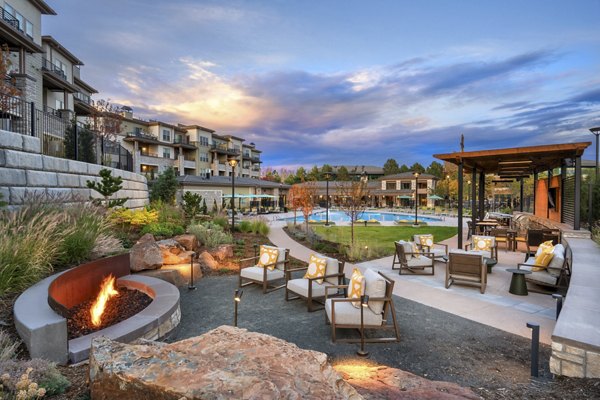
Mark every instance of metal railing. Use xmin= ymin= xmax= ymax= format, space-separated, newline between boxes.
xmin=1 ymin=7 xmax=19 ymax=30
xmin=74 ymin=91 xmax=91 ymax=105
xmin=42 ymin=58 xmax=68 ymax=81
xmin=183 ymin=154 xmax=195 ymax=161
xmin=140 ymin=150 xmax=159 ymax=158
xmin=211 ymin=143 xmax=240 ymax=155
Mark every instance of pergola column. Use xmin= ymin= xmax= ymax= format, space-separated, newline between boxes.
xmin=533 ymin=171 xmax=538 ymax=215
xmin=471 ymin=168 xmax=477 ymax=235
xmin=478 ymin=171 xmax=485 ymax=220
xmin=458 ymin=162 xmax=464 ymax=249
xmin=519 ymin=177 xmax=524 ymax=212
xmin=574 ymin=156 xmax=582 ymax=230
xmin=547 ymin=169 xmax=552 ymax=219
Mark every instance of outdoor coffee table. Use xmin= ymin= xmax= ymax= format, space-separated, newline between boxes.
xmin=507 ymin=268 xmax=531 ymax=296
xmin=483 ymin=257 xmax=497 ymax=274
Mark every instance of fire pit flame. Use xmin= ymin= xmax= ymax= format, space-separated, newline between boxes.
xmin=90 ymin=275 xmax=119 ymax=327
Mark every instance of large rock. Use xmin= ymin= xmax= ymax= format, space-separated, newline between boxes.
xmin=130 ymin=234 xmax=163 ymax=272
xmin=198 ymin=250 xmax=219 ymax=270
xmin=210 ymin=244 xmax=234 ymax=261
xmin=157 ymin=239 xmax=195 ymax=265
xmin=90 ymin=326 xmax=360 ymax=399
xmin=174 ymin=234 xmax=197 ymax=252
xmin=336 ymin=363 xmax=480 ymax=400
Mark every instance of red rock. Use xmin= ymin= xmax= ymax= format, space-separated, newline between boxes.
xmin=174 ymin=234 xmax=197 ymax=252
xmin=129 ymin=234 xmax=162 ymax=272
xmin=199 ymin=251 xmax=219 ymax=270
xmin=210 ymin=244 xmax=234 ymax=261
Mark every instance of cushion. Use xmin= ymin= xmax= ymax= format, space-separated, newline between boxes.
xmin=257 ymin=246 xmax=279 ymax=270
xmin=396 ymin=240 xmax=413 ymax=259
xmin=287 ymin=278 xmax=332 ymax=298
xmin=429 ymin=248 xmax=447 ymax=259
xmin=547 ymin=244 xmax=565 ymax=272
xmin=472 ymin=236 xmax=495 ymax=252
xmin=535 ymin=240 xmax=555 ymax=257
xmin=533 ymin=245 xmax=555 ymax=271
xmin=407 ymin=256 xmax=434 ymax=268
xmin=240 ymin=266 xmax=284 ymax=282
xmin=320 ymin=255 xmax=343 ymax=285
xmin=347 ymin=268 xmax=365 ymax=308
xmin=304 ymin=254 xmax=327 ymax=284
xmin=325 ymin=298 xmax=383 ymax=326
xmin=519 ymin=265 xmax=561 ymax=286
xmin=417 ymin=234 xmax=434 ymax=248
xmin=363 ymin=269 xmax=386 ymax=315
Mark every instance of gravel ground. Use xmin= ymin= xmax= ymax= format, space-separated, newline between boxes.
xmin=172 ymin=275 xmax=600 ymax=400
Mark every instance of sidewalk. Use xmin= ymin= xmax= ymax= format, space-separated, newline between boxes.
xmin=268 ymin=225 xmax=556 ymax=344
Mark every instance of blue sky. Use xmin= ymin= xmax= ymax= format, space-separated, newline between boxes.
xmin=44 ymin=0 xmax=600 ymax=169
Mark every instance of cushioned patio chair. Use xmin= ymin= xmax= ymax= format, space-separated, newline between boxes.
xmin=413 ymin=234 xmax=448 ymax=262
xmin=446 ymin=250 xmax=487 ymax=294
xmin=239 ymin=245 xmax=289 ymax=294
xmin=524 ymin=229 xmax=545 ymax=261
xmin=490 ymin=228 xmax=510 ymax=251
xmin=464 ymin=235 xmax=498 ymax=262
xmin=324 ymin=269 xmax=399 ymax=343
xmin=392 ymin=241 xmax=435 ymax=275
xmin=517 ymin=243 xmax=572 ymax=294
xmin=285 ymin=255 xmax=345 ymax=312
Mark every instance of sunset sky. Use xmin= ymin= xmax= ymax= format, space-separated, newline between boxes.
xmin=45 ymin=0 xmax=600 ymax=169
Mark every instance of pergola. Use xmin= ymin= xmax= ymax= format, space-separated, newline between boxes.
xmin=434 ymin=142 xmax=591 ymax=248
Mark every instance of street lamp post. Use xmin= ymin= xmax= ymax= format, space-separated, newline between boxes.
xmin=446 ymin=174 xmax=450 ymax=212
xmin=228 ymin=157 xmax=238 ymax=232
xmin=467 ymin=180 xmax=471 ymax=213
xmin=413 ymin=172 xmax=420 ymax=226
xmin=324 ymin=171 xmax=333 ymax=226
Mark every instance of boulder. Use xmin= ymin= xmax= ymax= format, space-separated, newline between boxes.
xmin=198 ymin=251 xmax=219 ymax=270
xmin=210 ymin=244 xmax=234 ymax=261
xmin=130 ymin=234 xmax=163 ymax=272
xmin=157 ymin=239 xmax=195 ymax=265
xmin=174 ymin=234 xmax=197 ymax=252
xmin=336 ymin=363 xmax=480 ymax=400
xmin=90 ymin=326 xmax=361 ymax=400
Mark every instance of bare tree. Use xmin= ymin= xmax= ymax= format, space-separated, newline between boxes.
xmin=88 ymin=99 xmax=123 ymax=165
xmin=336 ymin=180 xmax=371 ymax=245
xmin=286 ymin=184 xmax=303 ymax=227
xmin=296 ymin=181 xmax=317 ymax=233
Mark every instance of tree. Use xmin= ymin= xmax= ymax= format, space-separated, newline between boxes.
xmin=337 ymin=166 xmax=350 ymax=181
xmin=426 ymin=161 xmax=444 ymax=178
xmin=295 ymin=167 xmax=307 ymax=181
xmin=182 ymin=191 xmax=203 ymax=220
xmin=336 ymin=180 xmax=370 ymax=245
xmin=410 ymin=162 xmax=425 ymax=174
xmin=212 ymin=198 xmax=219 ymax=214
xmin=0 ymin=44 xmax=21 ymax=112
xmin=307 ymin=165 xmax=321 ymax=181
xmin=86 ymin=168 xmax=128 ymax=208
xmin=201 ymin=198 xmax=208 ymax=215
xmin=262 ymin=168 xmax=281 ymax=182
xmin=399 ymin=164 xmax=410 ymax=173
xmin=88 ymin=99 xmax=123 ymax=165
xmin=296 ymin=181 xmax=317 ymax=232
xmin=150 ymin=167 xmax=179 ymax=204
xmin=383 ymin=159 xmax=400 ymax=176
xmin=321 ymin=164 xmax=333 ymax=175
xmin=287 ymin=184 xmax=303 ymax=226
xmin=65 ymin=120 xmax=96 ymax=163
xmin=284 ymin=174 xmax=299 ymax=185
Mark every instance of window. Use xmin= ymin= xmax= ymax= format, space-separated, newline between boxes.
xmin=199 ymin=152 xmax=209 ymax=162
xmin=162 ymin=148 xmax=171 ymax=159
xmin=401 ymin=182 xmax=411 ymax=190
xmin=199 ymin=136 xmax=209 ymax=146
xmin=25 ymin=20 xmax=32 ymax=38
xmin=134 ymin=127 xmax=142 ymax=135
xmin=55 ymin=99 xmax=64 ymax=110
xmin=386 ymin=181 xmax=396 ymax=190
xmin=162 ymin=129 xmax=170 ymax=141
xmin=4 ymin=3 xmax=14 ymax=16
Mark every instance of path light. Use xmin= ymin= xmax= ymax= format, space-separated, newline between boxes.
xmin=234 ymin=289 xmax=243 ymax=327
xmin=552 ymin=294 xmax=563 ymax=320
xmin=188 ymin=252 xmax=196 ymax=290
xmin=526 ymin=322 xmax=540 ymax=377
xmin=324 ymin=171 xmax=334 ymax=226
xmin=228 ymin=157 xmax=238 ymax=232
xmin=357 ymin=295 xmax=370 ymax=357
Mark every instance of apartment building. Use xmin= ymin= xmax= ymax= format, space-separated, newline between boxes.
xmin=374 ymin=172 xmax=438 ymax=208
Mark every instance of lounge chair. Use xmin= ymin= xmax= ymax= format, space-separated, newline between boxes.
xmin=413 ymin=234 xmax=448 ymax=262
xmin=392 ymin=241 xmax=435 ymax=275
xmin=239 ymin=245 xmax=289 ymax=293
xmin=464 ymin=235 xmax=498 ymax=262
xmin=285 ymin=255 xmax=345 ymax=312
xmin=446 ymin=250 xmax=487 ymax=294
xmin=325 ymin=269 xmax=399 ymax=343
xmin=517 ymin=243 xmax=571 ymax=294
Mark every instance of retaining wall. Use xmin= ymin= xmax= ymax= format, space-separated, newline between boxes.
xmin=0 ymin=129 xmax=148 ymax=209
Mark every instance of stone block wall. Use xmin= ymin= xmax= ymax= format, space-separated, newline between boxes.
xmin=550 ymin=341 xmax=600 ymax=378
xmin=0 ymin=130 xmax=149 ymax=209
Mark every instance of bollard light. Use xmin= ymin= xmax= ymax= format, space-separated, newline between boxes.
xmin=357 ymin=295 xmax=370 ymax=357
xmin=526 ymin=322 xmax=540 ymax=377
xmin=234 ymin=289 xmax=243 ymax=327
xmin=552 ymin=294 xmax=563 ymax=320
xmin=188 ymin=252 xmax=197 ymax=290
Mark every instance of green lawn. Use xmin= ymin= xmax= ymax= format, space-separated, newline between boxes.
xmin=313 ymin=225 xmax=457 ymax=255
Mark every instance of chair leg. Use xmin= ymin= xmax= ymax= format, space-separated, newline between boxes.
xmin=263 ymin=280 xmax=267 ymax=294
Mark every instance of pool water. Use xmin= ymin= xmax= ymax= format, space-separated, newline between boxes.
xmin=282 ymin=210 xmax=440 ymax=223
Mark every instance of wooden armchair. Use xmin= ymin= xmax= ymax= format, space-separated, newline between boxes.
xmin=517 ymin=243 xmax=571 ymax=294
xmin=464 ymin=235 xmax=498 ymax=262
xmin=413 ymin=234 xmax=448 ymax=262
xmin=238 ymin=246 xmax=289 ymax=294
xmin=490 ymin=228 xmax=510 ymax=251
xmin=324 ymin=270 xmax=399 ymax=343
xmin=392 ymin=241 xmax=435 ymax=275
xmin=285 ymin=255 xmax=345 ymax=312
xmin=446 ymin=250 xmax=486 ymax=294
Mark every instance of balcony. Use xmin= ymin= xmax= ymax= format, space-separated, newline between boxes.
xmin=183 ymin=160 xmax=196 ymax=169
xmin=140 ymin=150 xmax=159 ymax=158
xmin=0 ymin=7 xmax=42 ymax=53
xmin=74 ymin=91 xmax=91 ymax=105
xmin=210 ymin=143 xmax=240 ymax=156
xmin=251 ymin=155 xmax=261 ymax=163
xmin=42 ymin=58 xmax=67 ymax=81
xmin=252 ymin=166 xmax=261 ymax=172
xmin=42 ymin=58 xmax=77 ymax=93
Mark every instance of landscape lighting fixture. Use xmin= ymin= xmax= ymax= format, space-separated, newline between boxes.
xmin=526 ymin=322 xmax=540 ymax=377
xmin=234 ymin=289 xmax=243 ymax=327
xmin=357 ymin=295 xmax=370 ymax=357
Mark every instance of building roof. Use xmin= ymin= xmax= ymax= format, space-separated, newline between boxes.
xmin=180 ymin=124 xmax=215 ymax=133
xmin=434 ymin=142 xmax=591 ymax=176
xmin=178 ymin=175 xmax=290 ymax=189
xmin=148 ymin=120 xmax=187 ymax=133
xmin=74 ymin=76 xmax=98 ymax=94
xmin=380 ymin=172 xmax=439 ymax=180
xmin=331 ymin=165 xmax=384 ymax=175
xmin=222 ymin=134 xmax=246 ymax=142
xmin=42 ymin=35 xmax=83 ymax=65
xmin=31 ymin=0 xmax=56 ymax=14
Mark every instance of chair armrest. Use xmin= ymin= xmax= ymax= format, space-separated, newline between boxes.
xmin=464 ymin=242 xmax=473 ymax=251
xmin=239 ymin=255 xmax=259 ymax=263
xmin=307 ymin=272 xmax=344 ymax=281
xmin=330 ymin=297 xmax=358 ymax=303
xmin=434 ymin=243 xmax=448 ymax=253
xmin=286 ymin=266 xmax=308 ymax=273
xmin=325 ymin=285 xmax=348 ymax=300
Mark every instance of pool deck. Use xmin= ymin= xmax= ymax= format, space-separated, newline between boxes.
xmin=267 ymin=219 xmax=556 ymax=344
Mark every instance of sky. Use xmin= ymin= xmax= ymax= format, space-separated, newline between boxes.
xmin=44 ymin=0 xmax=600 ymax=170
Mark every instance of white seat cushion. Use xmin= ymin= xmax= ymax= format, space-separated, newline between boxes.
xmin=261 ymin=245 xmax=287 ymax=270
xmin=240 ymin=266 xmax=284 ymax=282
xmin=319 ymin=255 xmax=342 ymax=285
xmin=406 ymin=257 xmax=433 ymax=268
xmin=429 ymin=248 xmax=447 ymax=258
xmin=363 ymin=269 xmax=386 ymax=315
xmin=519 ymin=265 xmax=560 ymax=285
xmin=325 ymin=298 xmax=383 ymax=326
xmin=287 ymin=278 xmax=332 ymax=298
xmin=547 ymin=244 xmax=565 ymax=271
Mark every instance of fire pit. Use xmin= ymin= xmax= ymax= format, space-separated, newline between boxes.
xmin=14 ymin=254 xmax=181 ymax=364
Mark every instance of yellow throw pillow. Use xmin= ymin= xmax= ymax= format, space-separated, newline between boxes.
xmin=473 ymin=236 xmax=493 ymax=252
xmin=257 ymin=246 xmax=279 ymax=270
xmin=538 ymin=240 xmax=554 ymax=254
xmin=304 ymin=254 xmax=327 ymax=284
xmin=533 ymin=245 xmax=555 ymax=271
xmin=411 ymin=242 xmax=421 ymax=259
xmin=419 ymin=235 xmax=434 ymax=248
xmin=347 ymin=268 xmax=365 ymax=308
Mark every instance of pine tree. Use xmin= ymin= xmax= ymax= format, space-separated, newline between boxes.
xmin=86 ymin=168 xmax=127 ymax=208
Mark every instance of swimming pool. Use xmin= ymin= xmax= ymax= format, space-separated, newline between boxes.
xmin=281 ymin=210 xmax=441 ymax=223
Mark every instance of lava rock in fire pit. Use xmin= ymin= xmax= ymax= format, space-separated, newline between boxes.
xmin=130 ymin=234 xmax=163 ymax=272
xmin=157 ymin=239 xmax=195 ymax=265
xmin=89 ymin=326 xmax=361 ymax=399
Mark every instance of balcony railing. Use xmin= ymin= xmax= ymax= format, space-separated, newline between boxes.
xmin=127 ymin=131 xmax=156 ymax=140
xmin=42 ymin=58 xmax=67 ymax=81
xmin=252 ymin=166 xmax=261 ymax=172
xmin=251 ymin=156 xmax=261 ymax=162
xmin=140 ymin=150 xmax=159 ymax=158
xmin=175 ymin=136 xmax=190 ymax=144
xmin=1 ymin=7 xmax=19 ymax=30
xmin=210 ymin=143 xmax=240 ymax=155
xmin=74 ymin=92 xmax=91 ymax=105
xmin=183 ymin=154 xmax=195 ymax=161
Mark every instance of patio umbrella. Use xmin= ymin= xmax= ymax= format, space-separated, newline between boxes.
xmin=397 ymin=195 xmax=412 ymax=199
xmin=427 ymin=195 xmax=444 ymax=200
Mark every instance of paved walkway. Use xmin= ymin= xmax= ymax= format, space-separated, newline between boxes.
xmin=268 ymin=225 xmax=556 ymax=344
